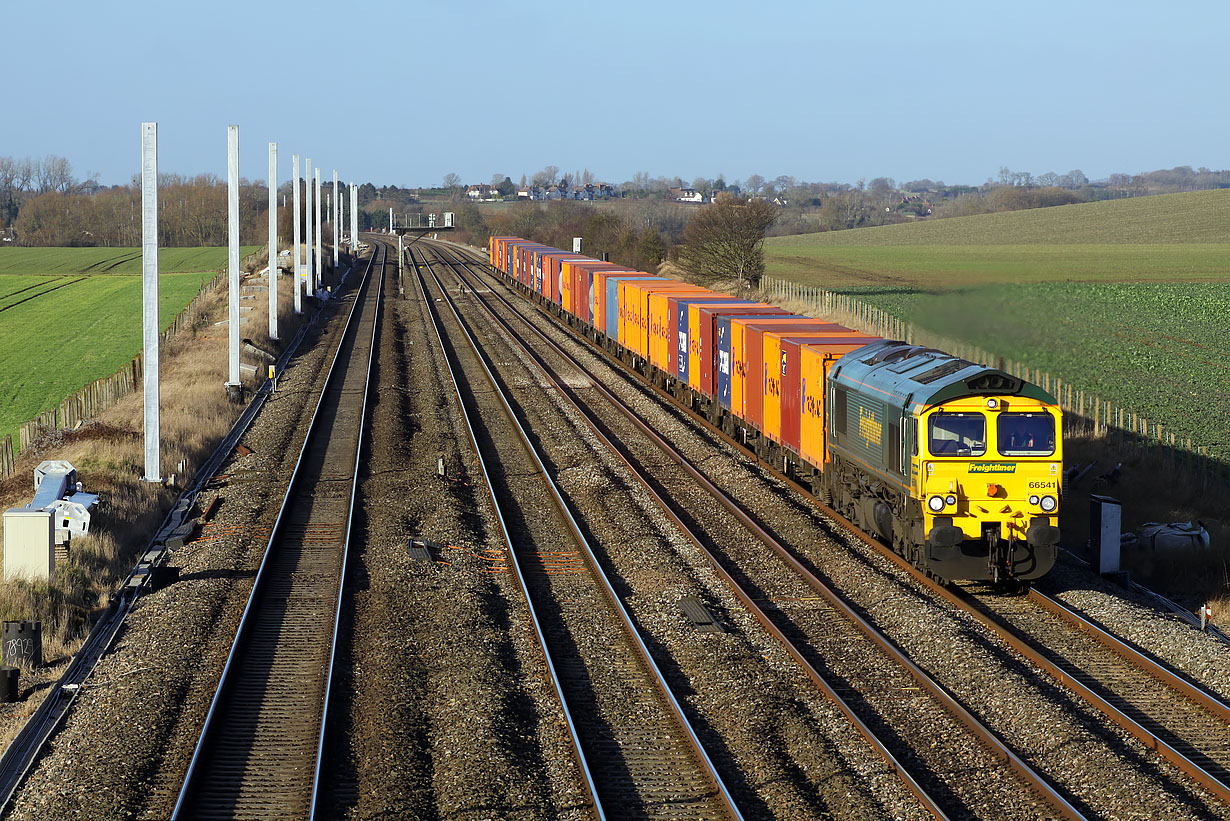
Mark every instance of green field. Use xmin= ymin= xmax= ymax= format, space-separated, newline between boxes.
xmin=0 ymin=246 xmax=258 ymax=276
xmin=771 ymin=188 xmax=1230 ymax=247
xmin=763 ymin=191 xmax=1230 ymax=457
xmin=0 ymin=247 xmax=253 ymax=448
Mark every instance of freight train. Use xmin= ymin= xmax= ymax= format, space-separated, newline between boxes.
xmin=486 ymin=236 xmax=1062 ymax=583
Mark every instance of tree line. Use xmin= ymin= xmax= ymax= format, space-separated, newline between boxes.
xmin=453 ymin=193 xmax=780 ymax=293
xmin=1 ymin=160 xmax=396 ymax=247
xmin=5 ymin=152 xmax=1228 ymax=247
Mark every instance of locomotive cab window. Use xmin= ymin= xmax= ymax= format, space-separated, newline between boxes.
xmin=929 ymin=412 xmax=986 ymax=457
xmin=997 ymin=412 xmax=1056 ymax=457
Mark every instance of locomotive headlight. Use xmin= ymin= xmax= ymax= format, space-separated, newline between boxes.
xmin=1029 ymin=495 xmax=1040 ymax=506
xmin=928 ymin=495 xmax=945 ymax=513
xmin=1040 ymin=495 xmax=1058 ymax=513
xmin=945 ymin=494 xmax=957 ymax=506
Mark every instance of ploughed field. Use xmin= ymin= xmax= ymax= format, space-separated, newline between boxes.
xmin=0 ymin=246 xmax=258 ymax=445
xmin=764 ymin=189 xmax=1230 ymax=458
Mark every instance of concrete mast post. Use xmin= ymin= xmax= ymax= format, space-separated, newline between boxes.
xmin=314 ymin=169 xmax=322 ymax=295
xmin=268 ymin=142 xmax=279 ymax=340
xmin=332 ymin=170 xmax=339 ymax=267
xmin=305 ymin=158 xmax=314 ymax=295
xmin=292 ymin=154 xmax=302 ymax=314
xmin=350 ymin=186 xmax=358 ymax=252
xmin=140 ymin=122 xmax=161 ymax=483
xmin=226 ymin=125 xmax=241 ymax=396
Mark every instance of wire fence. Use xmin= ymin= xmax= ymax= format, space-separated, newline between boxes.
xmin=760 ymin=275 xmax=1229 ymax=490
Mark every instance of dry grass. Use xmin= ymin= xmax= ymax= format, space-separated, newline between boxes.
xmin=0 ymin=256 xmax=312 ymax=657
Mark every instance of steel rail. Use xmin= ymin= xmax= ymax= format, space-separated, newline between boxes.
xmin=1027 ymin=588 xmax=1230 ymax=723
xmin=434 ymin=243 xmax=1091 ymax=819
xmin=408 ymin=241 xmax=743 ymax=820
xmin=172 ymin=243 xmax=381 ymax=819
xmin=437 ymin=241 xmax=1230 ymax=811
xmin=0 ymin=250 xmax=366 ymax=820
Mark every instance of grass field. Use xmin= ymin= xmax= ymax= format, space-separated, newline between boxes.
xmin=763 ymin=191 xmax=1230 ymax=458
xmin=0 ymin=246 xmax=253 ymax=447
xmin=0 ymin=246 xmax=258 ymax=276
xmin=772 ymin=188 xmax=1230 ymax=246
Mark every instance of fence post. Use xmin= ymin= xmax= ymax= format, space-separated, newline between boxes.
xmin=0 ymin=435 xmax=12 ymax=478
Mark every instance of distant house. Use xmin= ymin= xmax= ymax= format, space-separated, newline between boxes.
xmin=668 ymin=187 xmax=705 ymax=203
xmin=466 ymin=185 xmax=499 ymax=201
xmin=518 ymin=186 xmax=546 ymax=200
xmin=570 ymin=182 xmax=615 ymax=201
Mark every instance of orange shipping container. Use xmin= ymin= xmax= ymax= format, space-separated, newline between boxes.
xmin=648 ymin=287 xmax=714 ymax=372
xmin=763 ymin=332 xmax=874 ymax=446
xmin=798 ymin=339 xmax=876 ymax=467
xmin=619 ymin=279 xmax=695 ymax=358
xmin=730 ymin=318 xmax=839 ymax=426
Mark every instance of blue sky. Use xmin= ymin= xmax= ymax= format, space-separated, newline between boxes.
xmin=4 ymin=0 xmax=1226 ymax=189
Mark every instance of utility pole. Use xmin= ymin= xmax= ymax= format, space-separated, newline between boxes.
xmin=141 ymin=122 xmax=160 ymax=482
xmin=332 ymin=169 xmax=339 ymax=268
xmin=268 ymin=142 xmax=278 ymax=340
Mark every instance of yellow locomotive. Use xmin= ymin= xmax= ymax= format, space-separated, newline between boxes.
xmin=824 ymin=341 xmax=1061 ymax=583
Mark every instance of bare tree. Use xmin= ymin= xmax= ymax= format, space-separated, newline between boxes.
xmin=676 ymin=194 xmax=780 ymax=293
xmin=0 ymin=157 xmax=18 ymax=225
xmin=744 ymin=173 xmax=765 ymax=195
xmin=531 ymin=165 xmax=559 ymax=188
xmin=36 ymin=155 xmax=75 ymax=194
xmin=443 ymin=172 xmax=462 ymax=190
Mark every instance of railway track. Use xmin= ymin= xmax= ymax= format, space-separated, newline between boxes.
xmin=419 ymin=241 xmax=1088 ymax=819
xmin=172 ymin=244 xmax=383 ymax=819
xmin=799 ymin=472 xmax=1230 ymax=807
xmin=428 ymin=238 xmax=1230 ymax=816
xmin=407 ymin=241 xmax=741 ymax=819
xmin=963 ymin=585 xmax=1230 ymax=802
